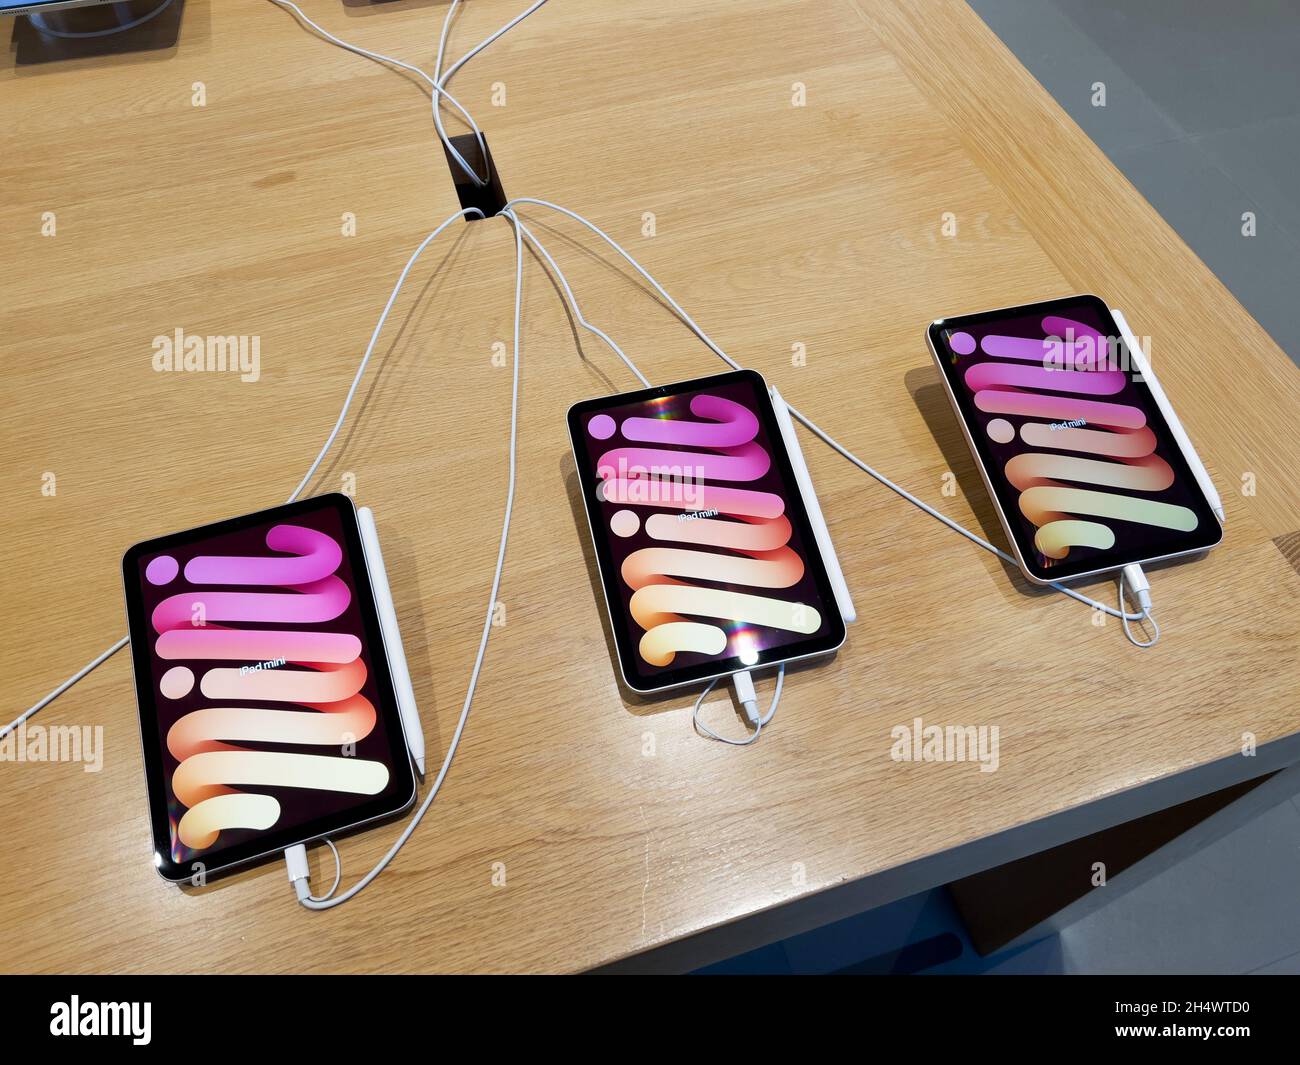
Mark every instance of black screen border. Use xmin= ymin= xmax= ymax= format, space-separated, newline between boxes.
xmin=567 ymin=368 xmax=846 ymax=693
xmin=928 ymin=293 xmax=1224 ymax=584
xmin=121 ymin=493 xmax=416 ymax=882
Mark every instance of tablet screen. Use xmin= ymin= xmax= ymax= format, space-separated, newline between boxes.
xmin=929 ymin=294 xmax=1223 ymax=582
xmin=122 ymin=494 xmax=415 ymax=882
xmin=567 ymin=369 xmax=846 ymax=692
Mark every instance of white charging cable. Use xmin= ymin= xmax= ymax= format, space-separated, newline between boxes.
xmin=432 ymin=0 xmax=550 ymax=185
xmin=504 ymin=207 xmax=784 ymax=741
xmin=501 ymin=198 xmax=1159 ymax=742
xmin=2 ymin=206 xmax=483 ymax=743
xmin=292 ymin=204 xmax=784 ymax=900
xmin=2 ymin=636 xmax=130 ymax=741
xmin=690 ymin=666 xmax=786 ymax=746
xmin=268 ymin=0 xmax=486 ymax=185
xmin=287 ymin=210 xmax=526 ymax=908
xmin=435 ymin=0 xmax=550 ymax=93
xmin=271 ymin=0 xmax=550 ymax=186
xmin=9 ymin=0 xmax=552 ymax=741
xmin=432 ymin=1 xmax=480 ymax=181
xmin=1120 ymin=563 xmax=1159 ymax=648
xmin=500 ymin=196 xmax=1161 ymax=647
xmin=506 ymin=212 xmax=648 ymax=385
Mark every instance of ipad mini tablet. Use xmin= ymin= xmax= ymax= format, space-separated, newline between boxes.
xmin=567 ymin=368 xmax=847 ymax=694
xmin=122 ymin=493 xmax=416 ymax=882
xmin=927 ymin=294 xmax=1223 ymax=585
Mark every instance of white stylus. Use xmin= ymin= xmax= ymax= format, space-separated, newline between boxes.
xmin=357 ymin=506 xmax=426 ymax=775
xmin=1110 ymin=307 xmax=1225 ymax=524
xmin=770 ymin=385 xmax=857 ymax=624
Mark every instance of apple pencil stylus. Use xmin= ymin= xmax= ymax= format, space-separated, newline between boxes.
xmin=357 ymin=506 xmax=426 ymax=775
xmin=770 ymin=385 xmax=857 ymax=624
xmin=1110 ymin=307 xmax=1225 ymax=524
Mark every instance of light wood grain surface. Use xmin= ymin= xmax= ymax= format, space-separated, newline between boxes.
xmin=2 ymin=0 xmax=1298 ymax=974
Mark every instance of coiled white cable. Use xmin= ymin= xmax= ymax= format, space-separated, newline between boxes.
xmin=691 ymin=665 xmax=785 ymax=746
xmin=1119 ymin=567 xmax=1160 ymax=648
xmin=300 ymin=837 xmax=342 ymax=903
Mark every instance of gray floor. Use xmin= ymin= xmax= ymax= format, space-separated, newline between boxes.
xmin=1051 ymin=795 xmax=1300 ymax=974
xmin=971 ymin=0 xmax=1300 ymax=367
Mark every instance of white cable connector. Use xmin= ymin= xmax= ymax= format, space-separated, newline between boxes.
xmin=285 ymin=839 xmax=342 ymax=903
xmin=1119 ymin=563 xmax=1160 ymax=648
xmin=732 ymin=670 xmax=760 ymax=727
xmin=1122 ymin=563 xmax=1152 ymax=614
xmin=692 ymin=666 xmax=785 ymax=745
xmin=285 ymin=843 xmax=311 ymax=901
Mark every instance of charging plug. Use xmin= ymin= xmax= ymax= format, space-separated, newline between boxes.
xmin=285 ymin=844 xmax=311 ymax=902
xmin=1122 ymin=563 xmax=1152 ymax=614
xmin=732 ymin=671 xmax=760 ymax=726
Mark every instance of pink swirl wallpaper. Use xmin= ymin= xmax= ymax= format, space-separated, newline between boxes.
xmin=134 ymin=506 xmax=398 ymax=864
xmin=576 ymin=377 xmax=834 ymax=680
xmin=942 ymin=306 xmax=1206 ymax=572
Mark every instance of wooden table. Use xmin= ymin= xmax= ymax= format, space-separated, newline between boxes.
xmin=3 ymin=0 xmax=1298 ymax=974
